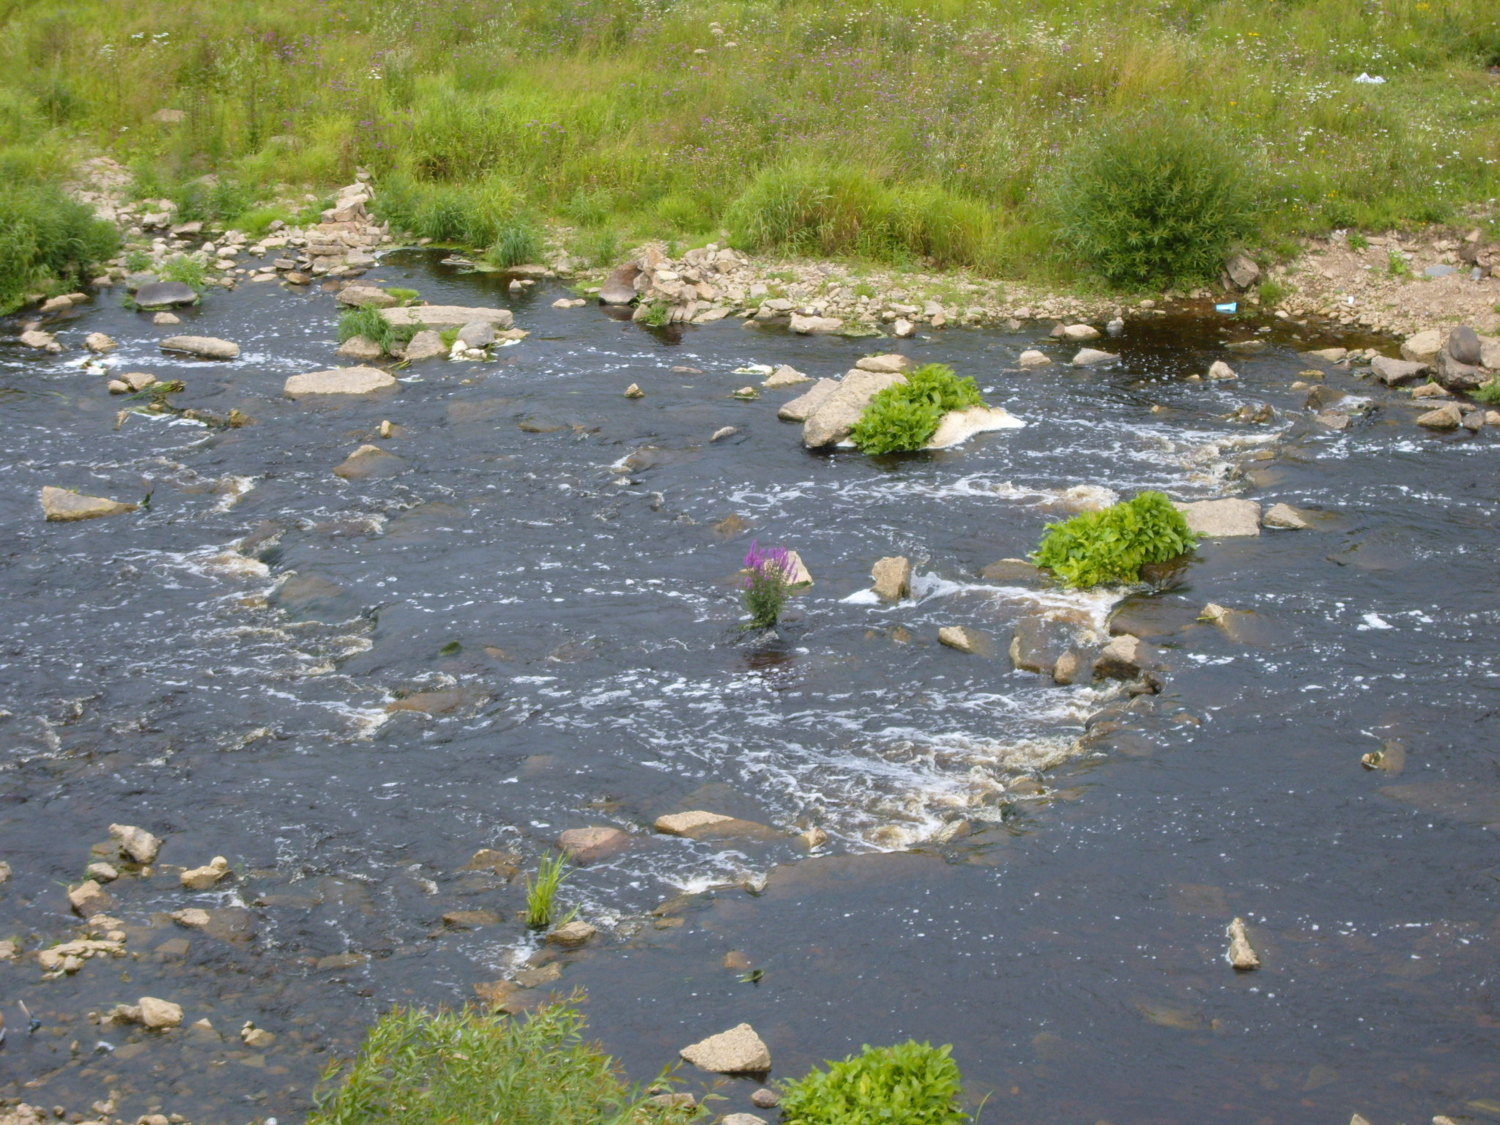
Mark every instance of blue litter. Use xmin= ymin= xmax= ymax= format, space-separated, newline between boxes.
xmin=1215 ymin=302 xmax=1238 ymax=314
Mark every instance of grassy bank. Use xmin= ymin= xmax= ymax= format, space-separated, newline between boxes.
xmin=2 ymin=0 xmax=1499 ymax=298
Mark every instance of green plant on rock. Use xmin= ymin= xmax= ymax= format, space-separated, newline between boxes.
xmin=1051 ymin=114 xmax=1259 ymax=288
xmin=779 ymin=1041 xmax=969 ymax=1125
xmin=523 ymin=852 xmax=574 ymax=929
xmin=1033 ymin=491 xmax=1197 ymax=588
xmin=1387 ymin=249 xmax=1413 ymax=279
xmin=337 ymin=305 xmax=418 ymax=355
xmin=849 ymin=364 xmax=984 ymax=455
xmin=1471 ymin=378 xmax=1500 ymax=405
xmin=639 ymin=300 xmax=670 ymax=328
xmin=159 ymin=254 xmax=207 ymax=294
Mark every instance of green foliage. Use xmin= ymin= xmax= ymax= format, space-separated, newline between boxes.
xmin=849 ymin=364 xmax=985 ymax=455
xmin=523 ymin=852 xmax=574 ymax=929
xmin=484 ymin=216 xmax=545 ymax=268
xmin=234 ymin=207 xmax=294 ymax=238
xmin=123 ymin=248 xmax=152 ymax=273
xmin=1033 ymin=491 xmax=1197 ymax=588
xmin=386 ymin=287 xmax=419 ymax=304
xmin=1052 ymin=115 xmax=1260 ymax=288
xmin=0 ymin=182 xmax=119 ymax=313
xmin=639 ymin=300 xmax=670 ymax=328
xmin=309 ymin=1001 xmax=656 ymax=1125
xmin=375 ymin=174 xmax=527 ymax=249
xmin=438 ymin=327 xmax=460 ymax=350
xmin=159 ymin=254 xmax=207 ymax=294
xmin=337 ymin=306 xmax=418 ymax=354
xmin=1471 ymin=379 xmax=1500 ymax=405
xmin=779 ymin=1041 xmax=969 ymax=1125
xmin=1387 ymin=249 xmax=1413 ymax=278
xmin=1257 ymin=277 xmax=1290 ymax=307
xmin=1347 ymin=231 xmax=1369 ymax=251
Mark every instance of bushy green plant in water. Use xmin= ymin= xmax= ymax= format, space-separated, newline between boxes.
xmin=337 ymin=306 xmax=418 ymax=354
xmin=308 ymin=1001 xmax=659 ymax=1125
xmin=523 ymin=852 xmax=574 ymax=929
xmin=0 ymin=183 xmax=120 ymax=313
xmin=848 ymin=364 xmax=984 ymax=455
xmin=742 ymin=541 xmax=795 ymax=630
xmin=484 ymin=216 xmax=544 ymax=268
xmin=1033 ymin=491 xmax=1197 ymax=588
xmin=1052 ymin=115 xmax=1259 ymax=287
xmin=1471 ymin=379 xmax=1500 ymax=405
xmin=779 ymin=1041 xmax=969 ymax=1125
xmin=159 ymin=254 xmax=207 ymax=294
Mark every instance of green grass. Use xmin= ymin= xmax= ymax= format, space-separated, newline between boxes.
xmin=779 ymin=1041 xmax=969 ymax=1125
xmin=523 ymin=852 xmax=574 ymax=930
xmin=1471 ymin=378 xmax=1500 ymax=404
xmin=1033 ymin=491 xmax=1198 ymax=588
xmin=309 ymin=1001 xmax=667 ymax=1125
xmin=849 ymin=364 xmax=985 ymax=454
xmin=337 ymin=305 xmax=418 ymax=355
xmin=2 ymin=1 xmax=1498 ymax=287
xmin=159 ymin=253 xmax=206 ymax=293
xmin=0 ymin=182 xmax=119 ymax=313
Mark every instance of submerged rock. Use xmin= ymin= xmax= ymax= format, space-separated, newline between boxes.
xmin=1263 ymin=502 xmax=1313 ymax=530
xmin=159 ymin=335 xmax=239 ymax=360
xmin=134 ymin=281 xmax=198 ymax=308
xmin=1061 ymin=323 xmax=1099 ymax=340
xmin=1010 ymin=615 xmax=1074 ymax=676
xmin=789 ymin=313 xmax=842 ymax=335
xmin=1094 ymin=634 xmax=1158 ymax=680
xmin=547 ymin=920 xmax=597 ymax=948
xmin=334 ymin=444 xmax=405 ymax=480
xmin=855 ymin=354 xmax=912 ymax=373
xmin=179 ymin=856 xmax=229 ymax=891
xmin=1227 ymin=916 xmax=1260 ymax=970
xmin=1174 ymin=499 xmax=1261 ymax=537
xmin=558 ymin=825 xmax=630 ymax=863
xmin=870 ymin=556 xmax=911 ymax=601
xmin=938 ymin=625 xmax=987 ymax=655
xmin=679 ymin=1023 xmax=772 ymax=1073
xmin=655 ymin=810 xmax=780 ymax=841
xmin=40 ymin=486 xmax=137 ymax=522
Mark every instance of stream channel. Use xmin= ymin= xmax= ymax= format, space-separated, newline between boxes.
xmin=1 ymin=252 xmax=1498 ymax=1124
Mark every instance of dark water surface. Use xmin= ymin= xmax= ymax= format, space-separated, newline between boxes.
xmin=1 ymin=255 xmax=1498 ymax=1123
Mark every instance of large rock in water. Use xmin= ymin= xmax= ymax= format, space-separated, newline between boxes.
xmin=134 ymin=281 xmax=199 ymax=307
xmin=778 ymin=378 xmax=839 ymax=422
xmin=789 ymin=313 xmax=842 ymax=335
xmin=802 ymin=370 xmax=906 ymax=448
xmin=1370 ymin=356 xmax=1429 ymax=386
xmin=402 ymin=330 xmax=445 ymax=362
xmin=40 ymin=486 xmax=137 ymax=522
xmin=337 ymin=285 xmax=399 ymax=309
xmin=333 ymin=444 xmax=405 ymax=479
xmin=679 ymin=1024 xmax=772 ymax=1073
xmin=870 ymin=556 xmax=911 ymax=601
xmin=160 ymin=335 xmax=239 ymax=360
xmin=598 ymin=263 xmax=641 ymax=305
xmin=1173 ymin=499 xmax=1261 ymax=537
xmin=284 ymin=366 xmax=398 ymax=398
xmin=925 ymin=405 xmax=1024 ymax=448
xmin=383 ymin=305 xmax=513 ymax=329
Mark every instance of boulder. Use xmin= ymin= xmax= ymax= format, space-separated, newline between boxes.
xmin=1306 ymin=385 xmax=1345 ymax=411
xmin=980 ymin=558 xmax=1045 ymax=585
xmin=1070 ymin=348 xmax=1117 ymax=366
xmin=153 ymin=312 xmax=180 ymax=326
xmin=383 ymin=305 xmax=513 ymax=329
xmin=598 ymin=264 xmax=641 ymax=305
xmin=179 ymin=856 xmax=229 ymax=891
xmin=336 ymin=285 xmax=399 ymax=309
xmin=546 ymin=920 xmax=597 ymax=948
xmin=802 ymin=370 xmax=906 ymax=448
xmin=1017 ymin=349 xmax=1052 ymax=368
xmin=1400 ymin=329 xmax=1442 ymax=364
xmin=40 ymin=487 xmax=137 ymax=522
xmin=284 ymin=366 xmax=398 ymax=398
xmin=159 ymin=335 xmax=239 ymax=360
xmin=138 ymin=997 xmax=183 ymax=1029
xmin=624 ymin=383 xmax=644 ymax=399
xmin=1051 ymin=649 xmax=1093 ymax=685
xmin=1434 ymin=349 xmax=1487 ymax=392
xmin=457 ymin=320 xmax=496 ymax=349
xmin=111 ymin=823 xmax=162 ymax=863
xmin=654 ymin=811 xmax=780 ymax=841
xmin=1208 ymin=361 xmax=1236 ymax=381
xmin=679 ymin=1023 xmax=771 ymax=1073
xmin=1263 ymin=503 xmax=1312 ymax=530
xmin=871 ymin=556 xmax=911 ymax=601
xmin=764 ymin=364 xmax=810 ymax=387
xmin=557 ymin=826 xmax=630 ymax=863
xmin=925 ymin=405 xmax=1024 ymax=448
xmin=335 ymin=335 xmax=384 ymax=361
xmin=855 ymin=354 xmax=912 ymax=374
xmin=402 ymin=330 xmax=446 ymax=361
xmin=85 ymin=332 xmax=117 ymax=353
xmin=751 ymin=1089 xmax=781 ymax=1109
xmin=1370 ymin=356 xmax=1429 ymax=386
xmin=1094 ymin=634 xmax=1158 ymax=680
xmin=87 ymin=861 xmax=119 ymax=883
xmin=1227 ymin=917 xmax=1260 ymax=971
xmin=789 ymin=313 xmax=842 ymax=335
xmin=938 ymin=626 xmax=987 ymax=655
xmin=1009 ymin=615 xmax=1074 ymax=676
xmin=134 ymin=281 xmax=199 ymax=308
xmin=19 ymin=329 xmax=61 ymax=352
xmin=1173 ymin=499 xmax=1261 ymax=537
xmin=777 ymin=378 xmax=839 ymax=422
xmin=1108 ymin=595 xmax=1202 ymax=639
xmin=1448 ymin=326 xmax=1483 ymax=366
xmin=173 ymin=908 xmax=211 ymax=928
xmin=1061 ymin=323 xmax=1099 ymax=340
xmin=893 ymin=318 xmax=916 ymax=338
xmin=68 ymin=880 xmax=115 ymax=916
xmin=1222 ymin=252 xmax=1260 ymax=290
xmin=1416 ymin=402 xmax=1462 ymax=430
xmin=1410 ymin=381 xmax=1451 ymax=399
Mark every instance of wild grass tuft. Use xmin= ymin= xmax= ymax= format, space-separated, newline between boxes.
xmin=849 ymin=364 xmax=984 ymax=455
xmin=337 ymin=305 xmax=418 ymax=354
xmin=1471 ymin=379 xmax=1500 ymax=405
xmin=1033 ymin=491 xmax=1197 ymax=588
xmin=779 ymin=1040 xmax=969 ymax=1125
xmin=0 ymin=183 xmax=119 ymax=313
xmin=523 ymin=852 xmax=574 ymax=930
xmin=159 ymin=254 xmax=207 ymax=294
xmin=484 ymin=216 xmax=545 ymax=268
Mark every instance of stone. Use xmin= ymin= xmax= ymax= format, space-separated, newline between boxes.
xmin=1416 ymin=403 xmax=1462 ymax=430
xmin=679 ymin=1023 xmax=771 ymax=1073
xmin=86 ymin=861 xmax=119 ymax=882
xmin=856 ymin=354 xmax=912 ymax=373
xmin=40 ymin=487 xmax=137 ymax=522
xmin=1061 ymin=323 xmax=1099 ymax=340
xmin=458 ymin=320 xmax=496 ymax=349
xmin=179 ymin=856 xmax=229 ymax=891
xmin=893 ymin=317 xmax=916 ymax=338
xmin=19 ymin=329 xmax=60 ymax=351
xmin=110 ymin=823 xmax=162 ymax=863
xmin=798 ymin=825 xmax=828 ymax=850
xmin=1462 ymin=411 xmax=1485 ymax=432
xmin=159 ymin=335 xmax=239 ymax=360
xmin=402 ymin=330 xmax=445 ymax=361
xmin=558 ymin=826 xmax=630 ymax=863
xmin=40 ymin=294 xmax=73 ymax=313
xmin=624 ymin=383 xmax=645 ymax=399
xmin=723 ymin=1116 xmax=769 ymax=1125
xmin=383 ymin=305 xmax=513 ymax=329
xmin=750 ymin=1088 xmax=781 ymax=1109
xmin=1012 ymin=615 xmax=1078 ymax=675
xmin=938 ymin=626 xmax=986 ymax=654
xmin=138 ymin=997 xmax=183 ymax=1029
xmin=802 ymin=370 xmax=906 ymax=447
xmin=1227 ymin=917 xmax=1259 ymax=970
xmin=1370 ymin=356 xmax=1429 ymax=386
xmin=790 ymin=313 xmax=842 ymax=334
xmin=1263 ymin=503 xmax=1313 ymax=530
xmin=335 ymin=335 xmax=384 ymax=361
xmin=1173 ymin=499 xmax=1261 ymax=537
xmin=84 ymin=332 xmax=116 ymax=353
xmin=655 ymin=811 xmax=780 ymax=841
xmin=1223 ymin=252 xmax=1260 ymax=290
xmin=925 ymin=405 xmax=1024 ymax=448
xmin=285 ymin=366 xmax=398 ymax=398
xmin=778 ymin=378 xmax=839 ymax=422
xmin=1435 ymin=349 xmax=1487 ymax=392
xmin=711 ymin=426 xmax=738 ymax=442
xmin=1410 ymin=381 xmax=1451 ymax=398
xmin=1070 ymin=348 xmax=1117 ymax=366
xmin=336 ymin=285 xmax=398 ymax=308
xmin=172 ymin=908 xmax=211 ymax=928
xmin=1400 ymin=329 xmax=1442 ymax=364
xmin=242 ymin=1025 xmax=275 ymax=1048
xmin=123 ymin=371 xmax=158 ymax=391
xmin=1449 ymin=326 xmax=1483 ymax=366
xmin=980 ymin=558 xmax=1045 ymax=585
xmin=134 ymin=281 xmax=199 ymax=307
xmin=1305 ymin=347 xmax=1347 ymax=363
xmin=546 ymin=920 xmax=597 ymax=948
xmin=68 ymin=880 xmax=115 ymax=916
xmin=599 ymin=264 xmax=641 ymax=305
xmin=1306 ymin=385 xmax=1346 ymax=411
xmin=1208 ymin=360 xmax=1236 ymax=380
xmin=107 ymin=379 xmax=130 ymax=394
xmin=442 ymin=910 xmax=500 ymax=928
xmin=1017 ymin=349 xmax=1052 ymax=368
xmin=656 ymin=810 xmax=734 ymax=836
xmin=871 ymin=556 xmax=912 ymax=601
xmin=1095 ymin=634 xmax=1158 ymax=680
xmin=764 ymin=364 xmax=810 ymax=387
xmin=153 ymin=311 xmax=180 ymax=325
xmin=1051 ymin=649 xmax=1091 ymax=685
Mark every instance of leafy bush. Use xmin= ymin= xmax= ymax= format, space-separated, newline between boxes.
xmin=0 ymin=183 xmax=120 ymax=313
xmin=1033 ymin=491 xmax=1197 ymax=587
xmin=1052 ymin=115 xmax=1259 ymax=287
xmin=484 ymin=216 xmax=544 ymax=268
xmin=159 ymin=254 xmax=207 ymax=294
xmin=742 ymin=541 xmax=795 ymax=630
xmin=309 ymin=1001 xmax=659 ymax=1125
xmin=337 ymin=305 xmax=419 ymax=354
xmin=779 ymin=1041 xmax=969 ymax=1125
xmin=849 ymin=364 xmax=984 ymax=455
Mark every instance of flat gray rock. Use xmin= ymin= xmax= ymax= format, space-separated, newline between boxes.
xmin=135 ymin=281 xmax=198 ymax=307
xmin=1174 ymin=498 xmax=1261 ymax=537
xmin=679 ymin=1023 xmax=771 ymax=1073
xmin=1370 ymin=356 xmax=1429 ymax=386
xmin=284 ymin=366 xmax=398 ymax=398
xmin=802 ymin=369 xmax=906 ymax=447
xmin=159 ymin=335 xmax=239 ymax=360
xmin=383 ymin=305 xmax=513 ymax=329
xmin=777 ymin=378 xmax=839 ymax=422
xmin=40 ymin=486 xmax=137 ymax=522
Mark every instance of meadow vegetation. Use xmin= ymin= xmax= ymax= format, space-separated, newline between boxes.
xmin=2 ymin=0 xmax=1499 ymax=303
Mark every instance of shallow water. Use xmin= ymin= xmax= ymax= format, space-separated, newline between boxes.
xmin=1 ymin=256 xmax=1498 ymax=1123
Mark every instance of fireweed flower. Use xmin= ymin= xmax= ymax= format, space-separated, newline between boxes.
xmin=741 ymin=541 xmax=793 ymax=629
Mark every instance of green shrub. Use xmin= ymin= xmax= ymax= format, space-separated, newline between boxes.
xmin=1052 ymin=115 xmax=1260 ymax=288
xmin=159 ymin=254 xmax=207 ymax=294
xmin=309 ymin=1001 xmax=658 ymax=1125
xmin=374 ymin=174 xmax=527 ymax=250
xmin=849 ymin=364 xmax=984 ymax=455
xmin=484 ymin=216 xmax=545 ymax=268
xmin=234 ymin=207 xmax=294 ymax=238
xmin=337 ymin=305 xmax=418 ymax=354
xmin=1471 ymin=378 xmax=1500 ymax=405
xmin=779 ymin=1041 xmax=969 ymax=1125
xmin=1033 ymin=491 xmax=1197 ymax=587
xmin=0 ymin=183 xmax=120 ymax=313
xmin=523 ymin=852 xmax=574 ymax=929
xmin=386 ymin=287 xmax=420 ymax=304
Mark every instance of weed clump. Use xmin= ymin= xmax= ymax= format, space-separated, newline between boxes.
xmin=849 ymin=364 xmax=984 ymax=455
xmin=779 ymin=1041 xmax=969 ymax=1125
xmin=159 ymin=254 xmax=207 ymax=294
xmin=1033 ymin=491 xmax=1197 ymax=587
xmin=523 ymin=852 xmax=574 ymax=929
xmin=1471 ymin=378 xmax=1500 ymax=405
xmin=742 ymin=541 xmax=796 ymax=630
xmin=1052 ymin=115 xmax=1259 ymax=288
xmin=0 ymin=183 xmax=119 ymax=313
xmin=484 ymin=216 xmax=544 ymax=268
xmin=337 ymin=305 xmax=418 ymax=355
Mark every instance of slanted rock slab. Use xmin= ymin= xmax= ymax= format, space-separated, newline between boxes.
xmin=1417 ymin=402 xmax=1462 ymax=430
xmin=40 ymin=487 xmax=137 ymax=522
xmin=871 ymin=556 xmax=911 ymax=601
xmin=337 ymin=285 xmax=399 ymax=309
xmin=789 ymin=313 xmax=842 ymax=335
xmin=778 ymin=378 xmax=839 ymax=422
xmin=764 ymin=364 xmax=810 ymax=387
xmin=285 ymin=366 xmax=398 ymax=398
xmin=802 ymin=370 xmax=906 ymax=448
xmin=383 ymin=305 xmax=513 ymax=329
xmin=654 ymin=810 xmax=781 ymax=841
xmin=938 ymin=626 xmax=988 ymax=655
xmin=925 ymin=405 xmax=1024 ymax=448
xmin=1370 ymin=356 xmax=1429 ymax=386
xmin=1173 ymin=499 xmax=1261 ymax=537
xmin=679 ymin=1023 xmax=771 ymax=1073
xmin=333 ymin=444 xmax=405 ymax=480
xmin=159 ymin=335 xmax=239 ymax=360
xmin=856 ymin=354 xmax=912 ymax=374
xmin=1263 ymin=502 xmax=1313 ymax=530
xmin=557 ymin=826 xmax=630 ymax=863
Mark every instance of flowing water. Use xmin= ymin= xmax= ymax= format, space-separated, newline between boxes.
xmin=1 ymin=255 xmax=1498 ymax=1123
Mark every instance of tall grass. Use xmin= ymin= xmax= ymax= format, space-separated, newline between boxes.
xmin=0 ymin=183 xmax=119 ymax=312
xmin=523 ymin=852 xmax=574 ymax=929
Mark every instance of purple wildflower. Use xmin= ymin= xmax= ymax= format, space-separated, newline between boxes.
xmin=743 ymin=541 xmax=793 ymax=588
